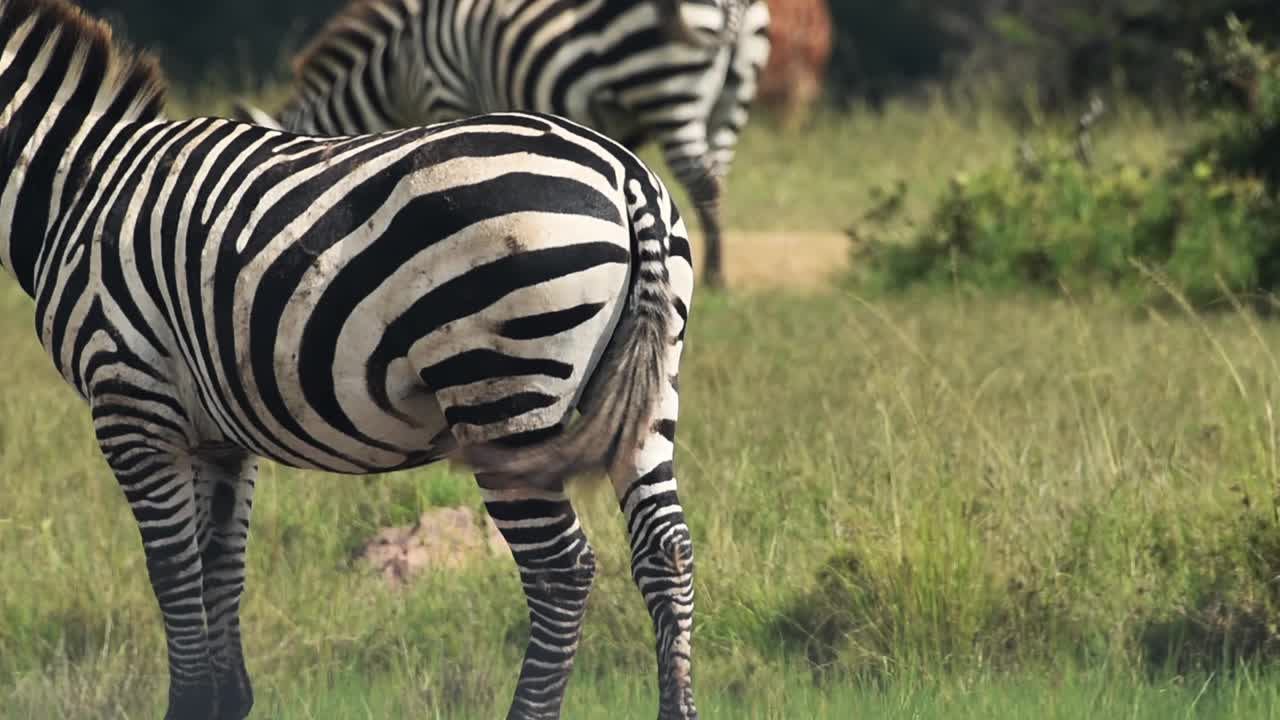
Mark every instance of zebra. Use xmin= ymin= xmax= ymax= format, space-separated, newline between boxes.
xmin=232 ymin=0 xmax=772 ymax=290
xmin=0 ymin=1 xmax=700 ymax=718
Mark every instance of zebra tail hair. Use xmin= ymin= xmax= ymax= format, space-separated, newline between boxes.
xmin=656 ymin=0 xmax=722 ymax=49
xmin=455 ymin=185 xmax=675 ymax=489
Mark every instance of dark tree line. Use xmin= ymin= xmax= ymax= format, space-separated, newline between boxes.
xmin=76 ymin=0 xmax=1280 ymax=107
xmin=828 ymin=0 xmax=1280 ymax=107
xmin=75 ymin=0 xmax=347 ymax=85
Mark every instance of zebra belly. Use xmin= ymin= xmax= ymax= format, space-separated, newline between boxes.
xmin=176 ymin=344 xmax=454 ymax=474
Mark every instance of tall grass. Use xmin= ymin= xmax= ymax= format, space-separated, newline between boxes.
xmin=6 ymin=275 xmax=1280 ymax=715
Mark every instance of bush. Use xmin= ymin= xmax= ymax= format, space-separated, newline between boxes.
xmin=851 ymin=16 xmax=1280 ymax=309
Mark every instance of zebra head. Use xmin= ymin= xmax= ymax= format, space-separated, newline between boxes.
xmin=0 ymin=0 xmax=165 ymax=294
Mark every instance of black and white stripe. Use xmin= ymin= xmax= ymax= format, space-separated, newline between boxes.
xmin=0 ymin=2 xmax=700 ymax=718
xmin=234 ymin=0 xmax=771 ymax=289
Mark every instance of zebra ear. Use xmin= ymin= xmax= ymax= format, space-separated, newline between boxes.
xmin=230 ymin=100 xmax=283 ymax=130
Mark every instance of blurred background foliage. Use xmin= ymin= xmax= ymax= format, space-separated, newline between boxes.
xmin=828 ymin=0 xmax=1279 ymax=108
xmin=77 ymin=0 xmax=347 ymax=86
xmin=81 ymin=0 xmax=1280 ymax=110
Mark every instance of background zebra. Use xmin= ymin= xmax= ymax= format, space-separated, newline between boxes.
xmin=233 ymin=0 xmax=771 ymax=290
xmin=0 ymin=1 xmax=700 ymax=718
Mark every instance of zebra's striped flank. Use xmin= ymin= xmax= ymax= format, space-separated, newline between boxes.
xmin=0 ymin=1 xmax=702 ymax=718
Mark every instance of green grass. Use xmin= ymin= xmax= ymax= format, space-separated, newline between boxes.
xmin=8 ymin=274 xmax=1280 ymax=716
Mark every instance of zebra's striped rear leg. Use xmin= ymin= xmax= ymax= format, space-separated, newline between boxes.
xmin=611 ymin=366 xmax=697 ymax=717
xmin=477 ymin=473 xmax=596 ymax=720
xmin=194 ymin=449 xmax=258 ymax=720
xmin=616 ymin=455 xmax=698 ymax=719
xmin=664 ymin=148 xmax=724 ymax=291
xmin=692 ymin=178 xmax=724 ymax=292
xmin=96 ymin=430 xmax=218 ymax=720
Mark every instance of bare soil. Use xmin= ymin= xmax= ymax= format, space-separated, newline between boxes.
xmin=357 ymin=506 xmax=507 ymax=588
xmin=689 ymin=230 xmax=849 ymax=290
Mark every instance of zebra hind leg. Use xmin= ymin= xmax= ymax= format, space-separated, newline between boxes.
xmin=664 ymin=147 xmax=724 ymax=291
xmin=474 ymin=448 xmax=597 ymax=720
xmin=96 ymin=428 xmax=218 ymax=720
xmin=610 ymin=352 xmax=697 ymax=718
xmin=194 ymin=447 xmax=259 ymax=720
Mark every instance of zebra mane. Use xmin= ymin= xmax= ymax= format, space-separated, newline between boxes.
xmin=291 ymin=0 xmax=411 ymax=78
xmin=0 ymin=0 xmax=167 ymax=121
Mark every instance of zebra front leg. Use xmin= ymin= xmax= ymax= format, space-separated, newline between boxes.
xmin=96 ymin=427 xmax=216 ymax=720
xmin=194 ymin=448 xmax=259 ymax=720
xmin=612 ymin=374 xmax=697 ymax=718
xmin=478 ymin=474 xmax=596 ymax=720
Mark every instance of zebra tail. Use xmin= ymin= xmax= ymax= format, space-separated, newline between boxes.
xmin=456 ymin=182 xmax=675 ymax=489
xmin=657 ymin=0 xmax=722 ymax=49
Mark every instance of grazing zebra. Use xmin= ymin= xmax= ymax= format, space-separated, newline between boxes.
xmin=0 ymin=1 xmax=700 ymax=718
xmin=233 ymin=0 xmax=772 ymax=289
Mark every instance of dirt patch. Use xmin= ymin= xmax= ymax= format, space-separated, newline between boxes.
xmin=688 ymin=230 xmax=849 ymax=290
xmin=357 ymin=506 xmax=507 ymax=588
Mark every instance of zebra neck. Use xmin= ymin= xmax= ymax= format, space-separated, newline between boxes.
xmin=0 ymin=107 xmax=149 ymax=298
xmin=0 ymin=5 xmax=166 ymax=298
xmin=0 ymin=27 xmax=165 ymax=297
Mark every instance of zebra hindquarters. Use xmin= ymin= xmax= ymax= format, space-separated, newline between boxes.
xmin=437 ymin=168 xmax=697 ymax=717
xmin=425 ymin=216 xmax=631 ymax=718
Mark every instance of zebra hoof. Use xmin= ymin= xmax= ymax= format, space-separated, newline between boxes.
xmin=215 ymin=666 xmax=254 ymax=720
xmin=164 ymin=682 xmax=219 ymax=720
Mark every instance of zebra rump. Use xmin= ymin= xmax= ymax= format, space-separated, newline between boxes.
xmin=458 ymin=277 xmax=672 ymax=487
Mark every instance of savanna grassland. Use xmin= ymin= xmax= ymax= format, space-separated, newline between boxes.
xmin=6 ymin=87 xmax=1280 ymax=720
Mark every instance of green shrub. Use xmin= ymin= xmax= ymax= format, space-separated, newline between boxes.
xmin=852 ymin=17 xmax=1280 ymax=308
xmin=1179 ymin=15 xmax=1280 ymax=184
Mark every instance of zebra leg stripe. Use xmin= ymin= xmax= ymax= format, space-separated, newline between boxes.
xmin=613 ymin=348 xmax=697 ymax=718
xmin=664 ymin=146 xmax=723 ymax=291
xmin=621 ymin=465 xmax=697 ymax=720
xmin=707 ymin=1 xmax=771 ymax=180
xmin=481 ymin=482 xmax=597 ymax=720
xmin=94 ymin=419 xmax=216 ymax=719
xmin=195 ymin=450 xmax=258 ymax=720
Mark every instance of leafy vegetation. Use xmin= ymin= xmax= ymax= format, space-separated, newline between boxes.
xmin=853 ymin=17 xmax=1280 ymax=309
